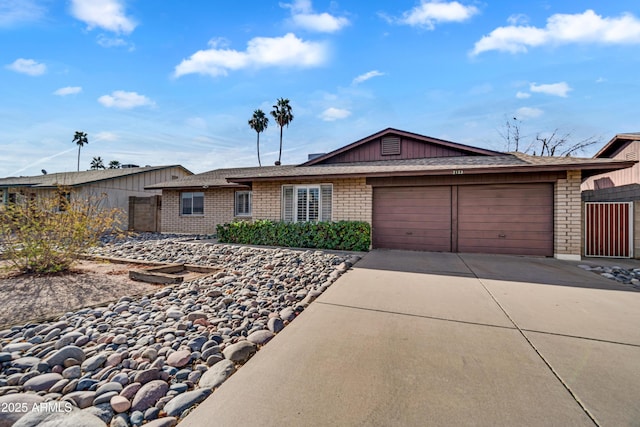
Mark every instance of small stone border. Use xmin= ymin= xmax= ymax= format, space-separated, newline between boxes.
xmin=578 ymin=264 xmax=640 ymax=290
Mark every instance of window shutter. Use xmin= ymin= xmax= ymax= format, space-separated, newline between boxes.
xmin=282 ymin=186 xmax=294 ymax=222
xmin=320 ymin=184 xmax=332 ymax=221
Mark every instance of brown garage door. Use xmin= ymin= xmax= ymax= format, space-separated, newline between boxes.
xmin=372 ymin=183 xmax=554 ymax=256
xmin=457 ymin=184 xmax=553 ymax=256
xmin=373 ymin=186 xmax=451 ymax=251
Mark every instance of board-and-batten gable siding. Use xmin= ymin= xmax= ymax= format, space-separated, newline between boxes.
xmin=319 ymin=137 xmax=470 ymax=164
xmin=251 ymin=178 xmax=372 ymax=224
xmin=582 ymin=141 xmax=640 ymax=190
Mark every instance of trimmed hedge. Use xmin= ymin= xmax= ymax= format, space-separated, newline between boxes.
xmin=216 ymin=220 xmax=370 ymax=251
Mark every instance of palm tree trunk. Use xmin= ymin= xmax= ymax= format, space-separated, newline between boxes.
xmin=77 ymin=147 xmax=81 ymax=171
xmin=257 ymin=133 xmax=261 ymax=167
xmin=278 ymin=126 xmax=283 ymax=164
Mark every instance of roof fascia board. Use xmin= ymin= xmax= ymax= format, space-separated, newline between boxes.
xmin=301 ymin=128 xmax=504 ymax=166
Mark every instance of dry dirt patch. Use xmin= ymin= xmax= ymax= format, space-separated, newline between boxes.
xmin=0 ymin=260 xmax=159 ymax=329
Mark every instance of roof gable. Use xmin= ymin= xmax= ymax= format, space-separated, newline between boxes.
xmin=302 ymin=128 xmax=503 ymax=166
xmin=594 ymin=133 xmax=640 ymax=159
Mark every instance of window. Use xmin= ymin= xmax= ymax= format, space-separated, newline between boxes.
xmin=235 ymin=191 xmax=252 ymax=217
xmin=181 ymin=192 xmax=204 ymax=215
xmin=282 ymin=184 xmax=332 ymax=222
xmin=57 ymin=191 xmax=70 ymax=212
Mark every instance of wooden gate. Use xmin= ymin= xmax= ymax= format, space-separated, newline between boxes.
xmin=128 ymin=195 xmax=161 ymax=232
xmin=584 ymin=202 xmax=633 ymax=258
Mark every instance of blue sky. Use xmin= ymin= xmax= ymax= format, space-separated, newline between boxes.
xmin=2 ymin=0 xmax=640 ymax=176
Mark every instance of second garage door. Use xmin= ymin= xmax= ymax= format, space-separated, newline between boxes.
xmin=457 ymin=184 xmax=553 ymax=256
xmin=373 ymin=183 xmax=553 ymax=256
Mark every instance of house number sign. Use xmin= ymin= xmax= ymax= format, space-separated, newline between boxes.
xmin=452 ymin=170 xmax=464 ymax=175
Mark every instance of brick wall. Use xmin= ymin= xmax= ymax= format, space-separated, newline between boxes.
xmin=252 ymin=178 xmax=372 ymax=223
xmin=161 ymin=188 xmax=241 ymax=234
xmin=554 ymin=170 xmax=582 ymax=259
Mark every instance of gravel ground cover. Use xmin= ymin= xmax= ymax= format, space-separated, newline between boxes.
xmin=0 ymin=235 xmax=360 ymax=426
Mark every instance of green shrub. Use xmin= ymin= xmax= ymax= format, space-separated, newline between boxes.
xmin=0 ymin=190 xmax=122 ymax=274
xmin=217 ymin=220 xmax=370 ymax=251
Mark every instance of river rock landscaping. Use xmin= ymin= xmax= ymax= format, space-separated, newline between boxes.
xmin=0 ymin=235 xmax=360 ymax=426
xmin=578 ymin=264 xmax=640 ymax=290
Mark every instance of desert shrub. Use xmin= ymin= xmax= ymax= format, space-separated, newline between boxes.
xmin=0 ymin=190 xmax=122 ymax=274
xmin=216 ymin=220 xmax=370 ymax=251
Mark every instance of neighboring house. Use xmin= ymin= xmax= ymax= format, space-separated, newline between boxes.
xmin=582 ymin=133 xmax=640 ymax=258
xmin=0 ymin=165 xmax=192 ymax=230
xmin=148 ymin=128 xmax=634 ymax=260
xmin=582 ymin=133 xmax=640 ymax=195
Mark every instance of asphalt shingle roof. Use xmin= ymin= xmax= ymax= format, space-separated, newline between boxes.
xmin=0 ymin=165 xmax=188 ymax=188
xmin=145 ymin=153 xmax=635 ymax=189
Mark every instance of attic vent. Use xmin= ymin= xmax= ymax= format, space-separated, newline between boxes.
xmin=626 ymin=152 xmax=638 ymax=161
xmin=381 ymin=137 xmax=401 ymax=156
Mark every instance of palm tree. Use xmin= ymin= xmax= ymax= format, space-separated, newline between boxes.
xmin=90 ymin=156 xmax=105 ymax=170
xmin=72 ymin=131 xmax=88 ymax=172
xmin=270 ymin=98 xmax=293 ymax=165
xmin=108 ymin=160 xmax=121 ymax=169
xmin=248 ymin=109 xmax=269 ymax=167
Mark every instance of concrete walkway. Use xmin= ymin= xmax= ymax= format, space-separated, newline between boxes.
xmin=181 ymin=250 xmax=640 ymax=427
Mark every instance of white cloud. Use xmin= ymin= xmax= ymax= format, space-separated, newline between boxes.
xmin=98 ymin=91 xmax=155 ymax=109
xmin=6 ymin=58 xmax=46 ymax=76
xmin=352 ymin=70 xmax=385 ymax=85
xmin=94 ymin=131 xmax=118 ymax=142
xmin=516 ymin=107 xmax=543 ymax=119
xmin=507 ymin=14 xmax=528 ymax=26
xmin=282 ymin=0 xmax=350 ymax=33
xmin=174 ymin=33 xmax=328 ymax=78
xmin=530 ymin=82 xmax=571 ymax=97
xmin=97 ymin=34 xmax=134 ymax=50
xmin=320 ymin=107 xmax=351 ymax=121
xmin=516 ymin=91 xmax=531 ymax=99
xmin=0 ymin=0 xmax=45 ymax=27
xmin=472 ymin=9 xmax=640 ymax=55
xmin=53 ymin=86 xmax=82 ymax=96
xmin=70 ymin=0 xmax=136 ymax=34
xmin=596 ymin=77 xmax=607 ymax=83
xmin=398 ymin=1 xmax=479 ymax=29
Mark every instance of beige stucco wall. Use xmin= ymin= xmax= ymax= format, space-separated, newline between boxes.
xmin=555 ymin=170 xmax=582 ymax=259
xmin=582 ymin=141 xmax=640 ymax=191
xmin=252 ymin=177 xmax=372 ymax=223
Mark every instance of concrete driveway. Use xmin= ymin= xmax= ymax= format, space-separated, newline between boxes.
xmin=181 ymin=250 xmax=640 ymax=427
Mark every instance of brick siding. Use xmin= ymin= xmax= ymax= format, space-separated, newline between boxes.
xmin=554 ymin=170 xmax=582 ymax=259
xmin=252 ymin=178 xmax=372 ymax=223
xmin=161 ymin=188 xmax=243 ymax=234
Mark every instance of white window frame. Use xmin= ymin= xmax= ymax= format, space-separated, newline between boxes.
xmin=235 ymin=191 xmax=252 ymax=217
xmin=181 ymin=191 xmax=204 ymax=216
xmin=282 ymin=184 xmax=332 ymax=223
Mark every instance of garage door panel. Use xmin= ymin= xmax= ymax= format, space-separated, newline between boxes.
xmin=459 ymin=231 xmax=553 ymax=240
xmin=458 ymin=184 xmax=553 ymax=256
xmin=458 ymin=241 xmax=551 ymax=256
xmin=373 ymin=186 xmax=451 ymax=251
xmin=459 ymin=206 xmax=553 ymax=216
xmin=458 ymin=217 xmax=553 ymax=233
xmin=374 ymin=206 xmax=450 ymax=216
xmin=375 ymin=235 xmax=451 ymax=252
xmin=375 ymin=220 xmax=451 ymax=231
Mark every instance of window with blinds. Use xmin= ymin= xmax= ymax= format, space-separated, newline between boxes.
xmin=282 ymin=184 xmax=332 ymax=222
xmin=235 ymin=191 xmax=252 ymax=216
